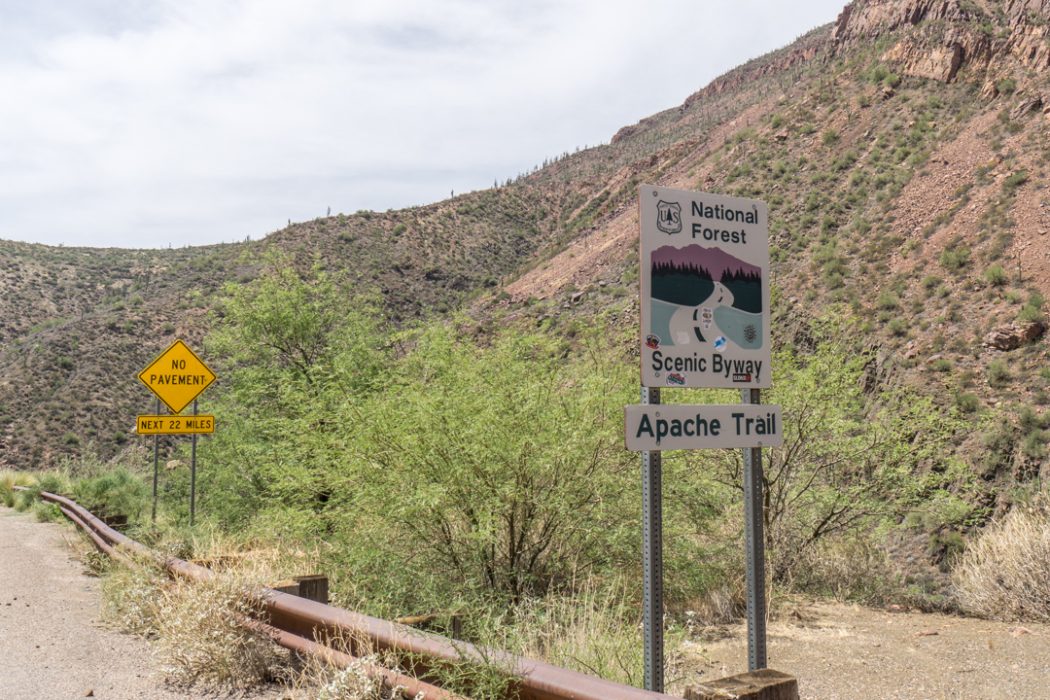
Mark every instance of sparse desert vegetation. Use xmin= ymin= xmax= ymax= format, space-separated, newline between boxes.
xmin=4 ymin=0 xmax=1050 ymax=696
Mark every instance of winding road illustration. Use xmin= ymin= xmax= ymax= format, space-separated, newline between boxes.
xmin=667 ymin=281 xmax=733 ymax=345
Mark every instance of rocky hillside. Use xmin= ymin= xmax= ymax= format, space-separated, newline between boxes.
xmin=4 ymin=0 xmax=1050 ymax=502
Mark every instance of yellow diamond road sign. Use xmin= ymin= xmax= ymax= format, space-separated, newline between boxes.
xmin=138 ymin=339 xmax=216 ymax=414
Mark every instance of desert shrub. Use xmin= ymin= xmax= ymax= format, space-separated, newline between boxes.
xmin=303 ymin=656 xmax=387 ymax=700
xmin=789 ymin=537 xmax=896 ymax=603
xmin=1002 ymin=170 xmax=1028 ymax=193
xmin=995 ymin=78 xmax=1017 ymax=96
xmin=931 ymin=358 xmax=952 ymax=372
xmin=33 ymin=501 xmax=62 ymax=522
xmin=955 ymin=392 xmax=981 ymax=413
xmin=72 ymin=468 xmax=148 ymax=525
xmin=877 ymin=292 xmax=899 ymax=310
xmin=1018 ymin=291 xmax=1045 ymax=322
xmin=1019 ymin=305 xmax=1045 ymax=323
xmin=987 ymin=360 xmax=1011 ymax=387
xmin=356 ymin=325 xmax=637 ymax=606
xmin=0 ymin=470 xmax=36 ymax=507
xmin=940 ymin=246 xmax=970 ymax=271
xmin=953 ymin=499 xmax=1050 ymax=621
xmin=14 ymin=472 xmax=71 ymax=511
xmin=984 ymin=264 xmax=1007 ymax=286
xmin=979 ymin=423 xmax=1015 ymax=478
xmin=922 ymin=274 xmax=942 ymax=290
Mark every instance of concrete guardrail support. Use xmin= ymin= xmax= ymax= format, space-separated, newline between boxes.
xmin=685 ymin=669 xmax=799 ymax=700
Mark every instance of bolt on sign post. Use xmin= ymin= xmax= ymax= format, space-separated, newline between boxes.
xmin=629 ymin=185 xmax=776 ymax=690
xmin=136 ymin=339 xmax=217 ymax=525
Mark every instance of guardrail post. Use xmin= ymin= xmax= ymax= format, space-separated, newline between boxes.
xmin=295 ymin=575 xmax=329 ymax=605
xmin=273 ymin=575 xmax=329 ymax=671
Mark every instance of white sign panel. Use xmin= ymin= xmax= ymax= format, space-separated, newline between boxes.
xmin=639 ymin=185 xmax=771 ymax=388
xmin=625 ymin=404 xmax=782 ymax=451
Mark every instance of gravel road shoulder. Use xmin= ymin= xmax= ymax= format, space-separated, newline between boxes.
xmin=0 ymin=508 xmax=283 ymax=700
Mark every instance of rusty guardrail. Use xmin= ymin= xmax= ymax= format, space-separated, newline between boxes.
xmin=17 ymin=487 xmax=681 ymax=700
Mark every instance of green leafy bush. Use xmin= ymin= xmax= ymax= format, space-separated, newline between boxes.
xmin=940 ymin=246 xmax=971 ymax=271
xmin=987 ymin=360 xmax=1011 ymax=388
xmin=984 ymin=264 xmax=1007 ymax=286
xmin=955 ymin=392 xmax=981 ymax=413
xmin=72 ymin=468 xmax=148 ymax=525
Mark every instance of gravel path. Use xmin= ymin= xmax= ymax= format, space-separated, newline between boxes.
xmin=0 ymin=508 xmax=282 ymax=700
xmin=680 ymin=600 xmax=1050 ymax=700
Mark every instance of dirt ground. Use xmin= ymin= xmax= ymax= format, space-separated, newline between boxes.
xmin=679 ymin=600 xmax=1050 ymax=700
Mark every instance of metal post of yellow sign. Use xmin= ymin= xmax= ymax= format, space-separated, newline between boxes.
xmin=190 ymin=400 xmax=198 ymax=526
xmin=152 ymin=398 xmax=159 ymax=523
xmin=136 ymin=339 xmax=216 ymax=525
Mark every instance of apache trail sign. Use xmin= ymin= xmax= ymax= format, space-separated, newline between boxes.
xmin=625 ymin=404 xmax=782 ymax=451
xmin=640 ymin=185 xmax=771 ymax=388
xmin=137 ymin=339 xmax=216 ymax=414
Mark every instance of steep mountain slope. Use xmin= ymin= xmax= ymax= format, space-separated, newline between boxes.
xmin=4 ymin=0 xmax=1050 ymax=493
xmin=492 ymin=0 xmax=1050 ymax=504
xmin=0 ymin=185 xmax=577 ymax=468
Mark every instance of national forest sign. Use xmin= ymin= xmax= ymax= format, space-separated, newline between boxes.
xmin=639 ymin=185 xmax=771 ymax=389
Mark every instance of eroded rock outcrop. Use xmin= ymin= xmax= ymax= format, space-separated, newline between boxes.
xmin=983 ymin=320 xmax=1046 ymax=350
xmin=833 ymin=0 xmax=1050 ymax=83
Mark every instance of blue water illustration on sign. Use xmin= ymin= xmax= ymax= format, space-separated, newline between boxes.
xmin=714 ymin=307 xmax=763 ymax=349
xmin=649 ymin=299 xmax=677 ymax=346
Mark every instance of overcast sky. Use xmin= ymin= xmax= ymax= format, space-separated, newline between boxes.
xmin=0 ymin=0 xmax=846 ymax=249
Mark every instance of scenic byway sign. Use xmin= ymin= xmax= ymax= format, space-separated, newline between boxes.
xmin=640 ymin=185 xmax=771 ymax=388
xmin=137 ymin=339 xmax=216 ymax=414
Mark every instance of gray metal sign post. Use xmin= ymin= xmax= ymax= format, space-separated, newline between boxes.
xmin=641 ymin=385 xmax=664 ymax=693
xmin=151 ymin=398 xmax=160 ymax=523
xmin=741 ymin=387 xmax=767 ymax=670
xmin=190 ymin=399 xmax=198 ymax=526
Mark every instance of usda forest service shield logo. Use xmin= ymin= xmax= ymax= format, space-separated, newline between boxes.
xmin=656 ymin=200 xmax=682 ymax=234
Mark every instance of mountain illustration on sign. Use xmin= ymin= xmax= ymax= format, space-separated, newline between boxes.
xmin=649 ymin=244 xmax=763 ymax=350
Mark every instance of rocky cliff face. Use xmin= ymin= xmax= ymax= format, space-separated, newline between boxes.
xmin=833 ymin=0 xmax=1050 ymax=86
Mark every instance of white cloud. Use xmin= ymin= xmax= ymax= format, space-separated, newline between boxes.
xmin=0 ymin=0 xmax=846 ymax=248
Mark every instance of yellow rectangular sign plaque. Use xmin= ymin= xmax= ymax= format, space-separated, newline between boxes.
xmin=137 ymin=339 xmax=216 ymax=414
xmin=136 ymin=414 xmax=215 ymax=435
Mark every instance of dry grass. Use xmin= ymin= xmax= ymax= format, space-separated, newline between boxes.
xmin=98 ymin=534 xmax=306 ymax=692
xmin=100 ymin=556 xmax=166 ymax=636
xmin=0 ymin=470 xmax=37 ymax=508
xmin=283 ymin=645 xmax=410 ymax=700
xmin=153 ymin=572 xmax=286 ymax=690
xmin=953 ymin=498 xmax=1050 ymax=622
xmin=502 ymin=580 xmax=685 ymax=691
xmin=305 ymin=658 xmax=387 ymax=700
xmin=787 ymin=537 xmax=896 ymax=605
